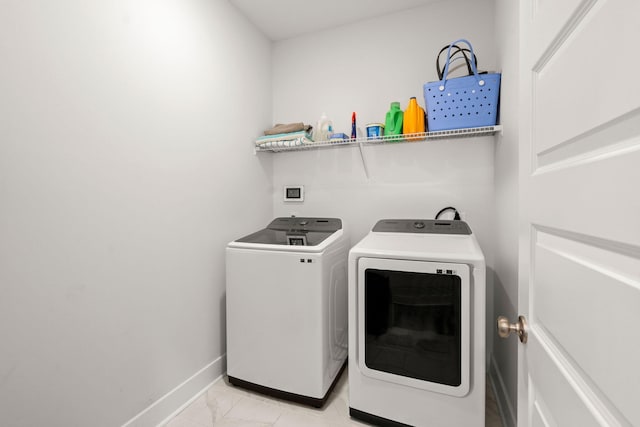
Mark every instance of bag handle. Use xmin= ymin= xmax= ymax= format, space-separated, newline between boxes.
xmin=436 ymin=44 xmax=477 ymax=80
xmin=439 ymin=39 xmax=486 ymax=91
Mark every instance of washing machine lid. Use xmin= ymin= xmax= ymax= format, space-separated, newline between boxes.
xmin=232 ymin=217 xmax=342 ymax=247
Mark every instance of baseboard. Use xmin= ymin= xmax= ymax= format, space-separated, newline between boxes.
xmin=121 ymin=354 xmax=226 ymax=427
xmin=489 ymin=355 xmax=516 ymax=427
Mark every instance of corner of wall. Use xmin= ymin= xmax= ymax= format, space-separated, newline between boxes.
xmin=489 ymin=354 xmax=517 ymax=427
xmin=122 ymin=356 xmax=226 ymax=427
xmin=491 ymin=0 xmax=521 ymax=426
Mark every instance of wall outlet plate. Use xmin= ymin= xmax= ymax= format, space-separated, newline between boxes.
xmin=283 ymin=185 xmax=304 ymax=202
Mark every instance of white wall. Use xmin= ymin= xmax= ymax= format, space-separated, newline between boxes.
xmin=0 ymin=1 xmax=272 ymax=426
xmin=271 ymin=0 xmax=496 ymax=244
xmin=491 ymin=1 xmax=519 ymax=426
xmin=270 ymin=1 xmax=498 ymax=371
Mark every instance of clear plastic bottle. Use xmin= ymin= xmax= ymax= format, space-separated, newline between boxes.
xmin=313 ymin=112 xmax=333 ymax=142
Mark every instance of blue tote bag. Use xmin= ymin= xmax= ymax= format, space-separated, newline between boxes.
xmin=423 ymin=39 xmax=501 ymax=131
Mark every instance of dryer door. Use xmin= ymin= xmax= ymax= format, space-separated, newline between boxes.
xmin=357 ymin=257 xmax=470 ymax=397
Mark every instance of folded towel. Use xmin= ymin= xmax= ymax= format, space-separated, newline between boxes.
xmin=257 ymin=138 xmax=305 ymax=149
xmin=256 ymin=130 xmax=313 ymax=148
xmin=264 ymin=122 xmax=311 ymax=136
xmin=256 ymin=130 xmax=311 ymax=143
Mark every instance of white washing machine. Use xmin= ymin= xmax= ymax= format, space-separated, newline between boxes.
xmin=348 ymin=219 xmax=486 ymax=427
xmin=226 ymin=217 xmax=349 ymax=407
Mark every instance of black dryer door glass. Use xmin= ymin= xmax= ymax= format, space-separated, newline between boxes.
xmin=364 ymin=268 xmax=461 ymax=386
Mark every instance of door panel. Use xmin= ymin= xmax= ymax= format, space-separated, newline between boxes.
xmin=532 ymin=400 xmax=554 ymax=427
xmin=535 ymin=108 xmax=640 ymax=170
xmin=533 ymin=0 xmax=640 ymax=154
xmin=532 ymin=148 xmax=640 ymax=247
xmin=529 ymin=338 xmax=603 ymax=427
xmin=529 ymin=0 xmax=585 ymax=62
xmin=534 ymin=230 xmax=640 ymax=424
xmin=519 ymin=0 xmax=640 ymax=426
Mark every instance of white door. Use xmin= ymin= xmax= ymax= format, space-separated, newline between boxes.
xmin=509 ymin=0 xmax=640 ymax=426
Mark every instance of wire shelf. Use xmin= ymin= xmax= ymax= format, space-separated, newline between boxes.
xmin=254 ymin=125 xmax=502 ymax=153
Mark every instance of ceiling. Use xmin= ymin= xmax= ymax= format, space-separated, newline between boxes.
xmin=229 ymin=0 xmax=441 ymax=41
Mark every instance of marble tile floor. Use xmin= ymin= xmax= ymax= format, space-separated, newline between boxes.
xmin=165 ymin=369 xmax=503 ymax=427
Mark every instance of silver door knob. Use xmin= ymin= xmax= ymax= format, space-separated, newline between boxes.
xmin=497 ymin=315 xmax=528 ymax=343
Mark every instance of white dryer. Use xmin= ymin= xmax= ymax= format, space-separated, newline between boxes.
xmin=348 ymin=219 xmax=485 ymax=427
xmin=226 ymin=217 xmax=349 ymax=407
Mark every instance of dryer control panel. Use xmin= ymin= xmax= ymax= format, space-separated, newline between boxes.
xmin=372 ymin=219 xmax=471 ymax=235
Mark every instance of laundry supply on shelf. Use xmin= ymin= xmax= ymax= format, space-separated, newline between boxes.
xmin=403 ymin=97 xmax=426 ymax=140
xmin=313 ymin=113 xmax=333 ymax=142
xmin=351 ymin=112 xmax=357 ymax=140
xmin=365 ymin=123 xmax=384 ymax=140
xmin=384 ymin=102 xmax=404 ymax=137
xmin=329 ymin=133 xmax=349 ymax=142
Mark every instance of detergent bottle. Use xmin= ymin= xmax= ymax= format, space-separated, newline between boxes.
xmin=313 ymin=112 xmax=333 ymax=142
xmin=402 ymin=97 xmax=426 ymax=141
xmin=384 ymin=102 xmax=404 ymax=138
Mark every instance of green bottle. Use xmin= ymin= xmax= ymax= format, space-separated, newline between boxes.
xmin=384 ymin=102 xmax=404 ymax=137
